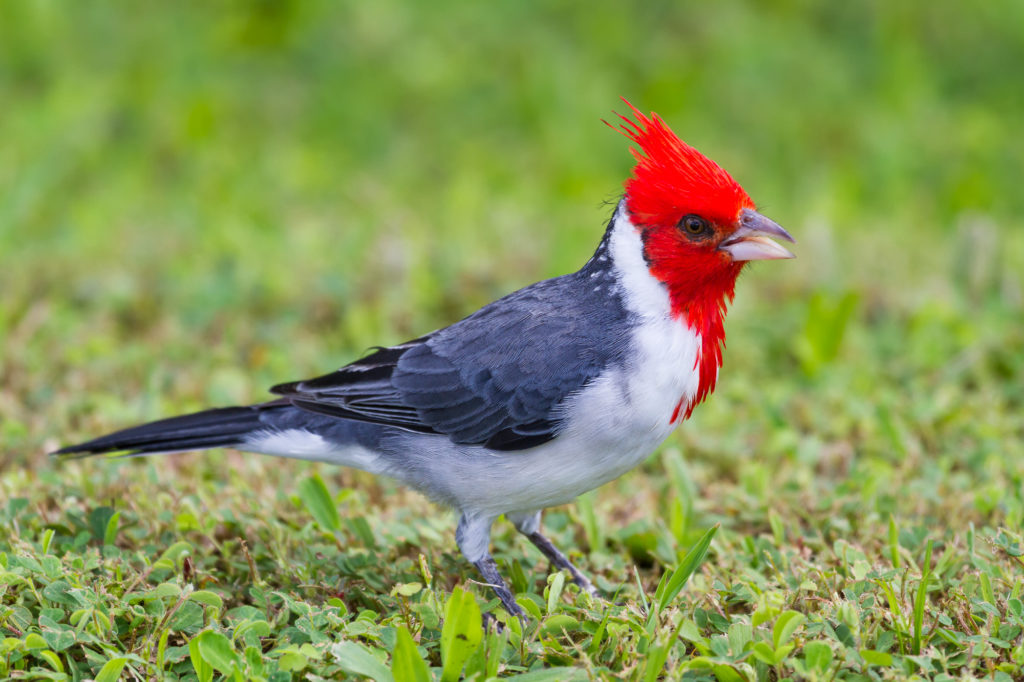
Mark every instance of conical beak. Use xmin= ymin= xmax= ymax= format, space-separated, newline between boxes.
xmin=719 ymin=208 xmax=796 ymax=261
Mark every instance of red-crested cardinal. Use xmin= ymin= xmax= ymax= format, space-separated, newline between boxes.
xmin=56 ymin=102 xmax=795 ymax=617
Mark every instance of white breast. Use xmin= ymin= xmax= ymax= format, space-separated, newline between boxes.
xmin=605 ymin=205 xmax=703 ymax=435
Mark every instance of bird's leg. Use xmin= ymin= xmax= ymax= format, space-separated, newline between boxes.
xmin=509 ymin=511 xmax=598 ymax=597
xmin=456 ymin=514 xmax=524 ymax=617
xmin=472 ymin=556 xmax=522 ymax=618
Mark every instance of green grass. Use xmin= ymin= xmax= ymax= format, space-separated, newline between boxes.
xmin=3 ymin=1 xmax=1024 ymax=679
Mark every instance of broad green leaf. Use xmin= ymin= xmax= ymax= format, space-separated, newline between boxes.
xmin=394 ymin=582 xmax=422 ymax=597
xmin=196 ymin=630 xmax=239 ymax=675
xmin=711 ymin=663 xmax=745 ymax=682
xmin=41 ymin=625 xmax=75 ymax=652
xmin=143 ymin=582 xmax=181 ymax=601
xmin=156 ymin=541 xmax=193 ymax=567
xmin=750 ymin=641 xmax=779 ymax=665
xmin=546 ymin=571 xmax=565 ymax=614
xmin=331 ymin=641 xmax=394 ymax=682
xmin=103 ymin=511 xmax=120 ymax=546
xmin=245 ymin=645 xmax=265 ymax=676
xmin=860 ymin=649 xmax=893 ymax=666
xmin=391 ymin=625 xmax=429 ymax=682
xmin=656 ymin=524 xmax=718 ymax=610
xmin=94 ymin=656 xmax=128 ymax=682
xmin=189 ymin=636 xmax=213 ymax=682
xmin=540 ymin=614 xmax=578 ymax=636
xmin=773 ymin=610 xmax=806 ymax=649
xmin=24 ymin=633 xmax=48 ymax=649
xmin=279 ymin=652 xmax=308 ymax=672
xmin=518 ymin=596 xmax=543 ymax=620
xmin=37 ymin=648 xmax=63 ymax=672
xmin=297 ymin=643 xmax=323 ymax=660
xmin=298 ymin=473 xmax=341 ymax=533
xmin=41 ymin=580 xmax=79 ymax=607
xmin=440 ymin=586 xmax=483 ymax=682
xmin=752 ymin=602 xmax=781 ymax=627
xmin=87 ymin=506 xmax=116 ymax=544
xmin=726 ymin=622 xmax=751 ymax=656
xmin=803 ymin=641 xmax=833 ymax=671
xmin=234 ymin=619 xmax=272 ymax=641
xmin=677 ymin=618 xmax=701 ymax=641
xmin=774 ymin=643 xmax=795 ymax=660
xmin=169 ymin=600 xmax=204 ymax=632
xmin=189 ymin=590 xmax=224 ymax=610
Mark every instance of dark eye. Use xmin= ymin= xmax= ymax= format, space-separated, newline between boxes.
xmin=679 ymin=214 xmax=711 ymax=238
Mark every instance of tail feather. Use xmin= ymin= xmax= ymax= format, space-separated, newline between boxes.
xmin=53 ymin=406 xmax=268 ymax=458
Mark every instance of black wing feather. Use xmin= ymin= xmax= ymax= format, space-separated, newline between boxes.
xmin=270 ymin=269 xmax=630 ymax=450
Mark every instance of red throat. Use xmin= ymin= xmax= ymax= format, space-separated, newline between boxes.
xmin=659 ymin=252 xmax=741 ymax=422
xmin=609 ymin=100 xmax=754 ymax=420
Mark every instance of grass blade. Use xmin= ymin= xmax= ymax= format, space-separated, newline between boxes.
xmin=440 ymin=586 xmax=483 ymax=682
xmin=298 ymin=473 xmax=341 ymax=533
xmin=656 ymin=524 xmax=719 ymax=611
xmin=94 ymin=657 xmax=128 ymax=682
xmin=196 ymin=630 xmax=240 ymax=675
xmin=391 ymin=625 xmax=430 ymax=682
xmin=332 ymin=641 xmax=394 ymax=682
xmin=912 ymin=539 xmax=934 ymax=654
xmin=888 ymin=515 xmax=901 ymax=568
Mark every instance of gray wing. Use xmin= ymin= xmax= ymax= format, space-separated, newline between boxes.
xmin=271 ymin=272 xmax=630 ymax=451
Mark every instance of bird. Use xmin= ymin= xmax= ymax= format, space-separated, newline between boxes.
xmin=55 ymin=101 xmax=795 ymax=618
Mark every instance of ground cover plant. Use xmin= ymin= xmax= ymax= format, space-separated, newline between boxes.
xmin=2 ymin=1 xmax=1023 ymax=679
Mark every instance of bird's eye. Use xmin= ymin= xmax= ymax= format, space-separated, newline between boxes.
xmin=679 ymin=214 xmax=711 ymax=238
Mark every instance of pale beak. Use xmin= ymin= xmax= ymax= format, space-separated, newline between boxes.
xmin=719 ymin=208 xmax=796 ymax=261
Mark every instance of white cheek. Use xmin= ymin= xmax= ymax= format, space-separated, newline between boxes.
xmin=607 ymin=205 xmax=703 ymax=426
xmin=607 ymin=208 xmax=673 ymax=320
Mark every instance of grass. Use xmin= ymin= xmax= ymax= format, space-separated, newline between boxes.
xmin=3 ymin=1 xmax=1024 ymax=679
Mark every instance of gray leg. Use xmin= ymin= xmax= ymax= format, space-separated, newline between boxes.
xmin=473 ymin=556 xmax=523 ymax=617
xmin=456 ymin=514 xmax=523 ymax=617
xmin=509 ymin=511 xmax=598 ymax=597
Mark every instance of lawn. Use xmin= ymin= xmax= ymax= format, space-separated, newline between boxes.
xmin=2 ymin=1 xmax=1024 ymax=680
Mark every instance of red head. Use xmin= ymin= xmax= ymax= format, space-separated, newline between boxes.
xmin=609 ymin=100 xmax=795 ymax=417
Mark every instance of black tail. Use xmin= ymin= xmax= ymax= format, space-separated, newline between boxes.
xmin=53 ymin=405 xmax=269 ymax=458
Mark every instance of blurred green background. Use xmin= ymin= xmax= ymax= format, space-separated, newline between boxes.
xmin=3 ymin=2 xmax=1024 ymax=678
xmin=2 ymin=0 xmax=1023 ymax=468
